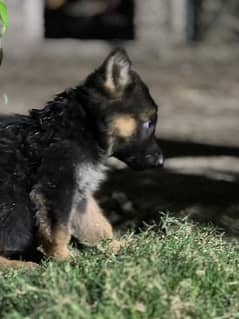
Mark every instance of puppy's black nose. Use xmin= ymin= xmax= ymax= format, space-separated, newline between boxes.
xmin=145 ymin=153 xmax=164 ymax=168
xmin=156 ymin=153 xmax=164 ymax=168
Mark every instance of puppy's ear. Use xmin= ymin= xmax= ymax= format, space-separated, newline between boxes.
xmin=101 ymin=48 xmax=132 ymax=94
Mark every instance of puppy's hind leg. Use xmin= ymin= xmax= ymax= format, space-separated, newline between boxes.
xmin=0 ymin=256 xmax=40 ymax=271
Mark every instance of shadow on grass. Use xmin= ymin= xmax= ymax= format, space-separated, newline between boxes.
xmin=98 ymin=139 xmax=239 ymax=235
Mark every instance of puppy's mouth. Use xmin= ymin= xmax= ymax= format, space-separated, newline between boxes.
xmin=115 ymin=153 xmax=164 ymax=170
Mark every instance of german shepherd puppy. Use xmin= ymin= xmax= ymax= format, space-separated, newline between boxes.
xmin=0 ymin=49 xmax=163 ymax=269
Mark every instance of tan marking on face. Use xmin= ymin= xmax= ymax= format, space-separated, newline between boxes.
xmin=112 ymin=115 xmax=137 ymax=138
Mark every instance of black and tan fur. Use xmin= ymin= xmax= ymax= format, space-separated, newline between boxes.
xmin=0 ymin=49 xmax=163 ymax=269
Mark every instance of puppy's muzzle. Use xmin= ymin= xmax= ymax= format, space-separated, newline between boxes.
xmin=145 ymin=152 xmax=164 ymax=168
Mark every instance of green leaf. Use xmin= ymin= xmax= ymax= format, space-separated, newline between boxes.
xmin=0 ymin=1 xmax=8 ymax=36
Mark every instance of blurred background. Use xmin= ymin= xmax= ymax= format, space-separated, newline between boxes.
xmin=1 ymin=0 xmax=239 ymax=233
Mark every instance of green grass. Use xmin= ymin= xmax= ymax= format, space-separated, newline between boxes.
xmin=1 ymin=217 xmax=239 ymax=319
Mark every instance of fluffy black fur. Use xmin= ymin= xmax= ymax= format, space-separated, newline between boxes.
xmin=0 ymin=49 xmax=163 ymax=262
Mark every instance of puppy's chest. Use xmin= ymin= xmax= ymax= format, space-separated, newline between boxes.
xmin=74 ymin=162 xmax=106 ymax=197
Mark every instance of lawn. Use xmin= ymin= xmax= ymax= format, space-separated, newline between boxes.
xmin=1 ymin=216 xmax=239 ymax=319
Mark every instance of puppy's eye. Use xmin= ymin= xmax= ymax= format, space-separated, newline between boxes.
xmin=143 ymin=120 xmax=153 ymax=129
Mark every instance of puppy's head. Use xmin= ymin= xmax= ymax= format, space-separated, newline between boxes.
xmin=84 ymin=48 xmax=164 ymax=170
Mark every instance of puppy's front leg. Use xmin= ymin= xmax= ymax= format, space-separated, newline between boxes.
xmin=31 ymin=186 xmax=71 ymax=259
xmin=31 ymin=141 xmax=79 ymax=260
xmin=71 ymin=195 xmax=123 ymax=252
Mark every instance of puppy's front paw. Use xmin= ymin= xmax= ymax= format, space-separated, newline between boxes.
xmin=53 ymin=248 xmax=70 ymax=261
xmin=43 ymin=244 xmax=70 ymax=261
xmin=109 ymin=239 xmax=128 ymax=253
xmin=23 ymin=261 xmax=42 ymax=271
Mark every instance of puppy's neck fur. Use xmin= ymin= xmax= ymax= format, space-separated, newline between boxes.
xmin=29 ymin=87 xmax=110 ymax=163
